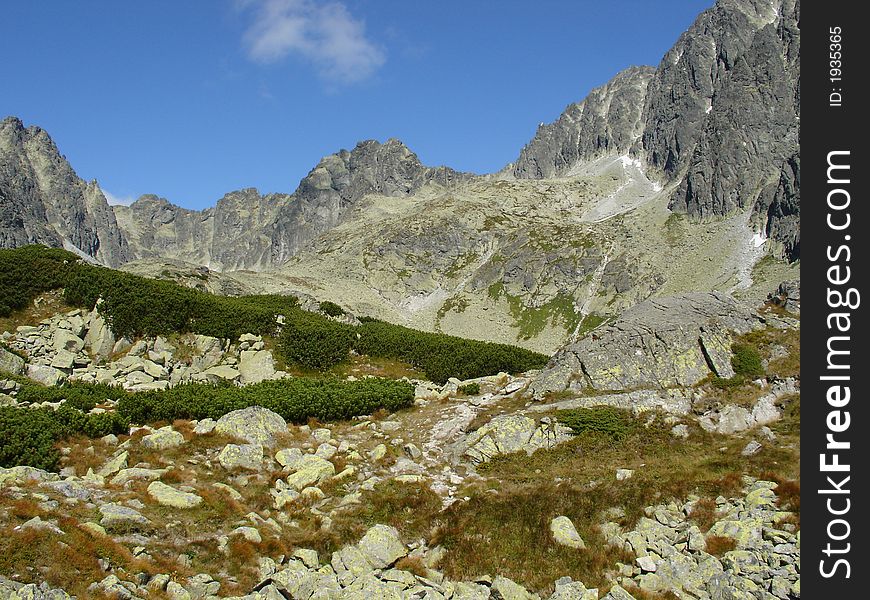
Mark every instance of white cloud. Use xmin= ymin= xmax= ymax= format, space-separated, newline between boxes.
xmin=102 ymin=189 xmax=136 ymax=206
xmin=240 ymin=0 xmax=385 ymax=84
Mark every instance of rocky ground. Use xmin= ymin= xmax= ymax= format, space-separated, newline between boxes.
xmin=0 ymin=291 xmax=800 ymax=599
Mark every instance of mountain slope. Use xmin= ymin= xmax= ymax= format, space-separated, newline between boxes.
xmin=0 ymin=117 xmax=130 ymax=266
xmin=514 ymin=0 xmax=800 ymax=259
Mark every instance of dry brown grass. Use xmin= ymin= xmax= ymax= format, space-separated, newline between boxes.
xmin=395 ymin=555 xmax=429 ymax=577
xmin=0 ymin=290 xmax=68 ymax=336
xmin=705 ymin=535 xmax=737 ymax=557
xmin=688 ymin=498 xmax=720 ymax=533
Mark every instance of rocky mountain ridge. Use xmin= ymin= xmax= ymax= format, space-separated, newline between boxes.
xmin=1 ymin=0 xmax=800 ymax=352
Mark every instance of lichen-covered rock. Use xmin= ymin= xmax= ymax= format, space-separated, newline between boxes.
xmin=218 ymin=443 xmax=264 ymax=471
xmin=356 ymin=524 xmax=407 ymax=569
xmin=238 ymin=349 xmax=277 ymax=384
xmin=491 ymin=575 xmax=535 ymax=600
xmin=550 ymin=516 xmax=587 ymax=550
xmin=284 ymin=455 xmax=335 ymax=491
xmin=26 ymin=364 xmax=65 ymax=386
xmin=98 ymin=503 xmax=151 ymax=530
xmin=141 ymin=426 xmax=185 ymax=451
xmin=0 ymin=347 xmax=25 ymax=376
xmin=147 ymin=481 xmax=204 ymax=509
xmin=215 ymin=406 xmax=287 ymax=447
xmin=530 ymin=292 xmax=762 ymax=395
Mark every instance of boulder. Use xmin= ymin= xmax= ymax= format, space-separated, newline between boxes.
xmin=218 ymin=443 xmax=264 ymax=471
xmin=26 ymin=364 xmax=65 ymax=386
xmin=215 ymin=406 xmax=288 ymax=446
xmin=491 ymin=575 xmax=534 ymax=600
xmin=50 ymin=349 xmax=76 ymax=370
xmin=530 ymin=292 xmax=762 ymax=395
xmin=147 ymin=481 xmax=203 ymax=509
xmin=53 ymin=329 xmax=85 ymax=353
xmin=141 ymin=427 xmax=185 ymax=451
xmin=203 ymin=365 xmax=241 ymax=383
xmin=0 ymin=347 xmax=25 ymax=376
xmin=285 ymin=455 xmax=335 ymax=490
xmin=238 ymin=349 xmax=277 ymax=384
xmin=550 ymin=515 xmax=586 ymax=549
xmin=99 ymin=503 xmax=151 ymax=530
xmin=356 ymin=524 xmax=407 ymax=569
xmin=84 ymin=307 xmax=115 ymax=360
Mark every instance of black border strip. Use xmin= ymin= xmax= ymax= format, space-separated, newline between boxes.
xmin=802 ymin=1 xmax=869 ymax=594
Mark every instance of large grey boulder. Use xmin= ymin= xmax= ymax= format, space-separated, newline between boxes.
xmin=356 ymin=524 xmax=407 ymax=569
xmin=0 ymin=346 xmax=25 ymax=375
xmin=215 ymin=406 xmax=288 ymax=447
xmin=238 ymin=349 xmax=277 ymax=384
xmin=26 ymin=364 xmax=65 ymax=386
xmin=530 ymin=292 xmax=763 ymax=395
xmin=84 ymin=306 xmax=115 ymax=360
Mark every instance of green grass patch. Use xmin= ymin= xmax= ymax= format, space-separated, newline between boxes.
xmin=557 ymin=406 xmax=634 ymax=441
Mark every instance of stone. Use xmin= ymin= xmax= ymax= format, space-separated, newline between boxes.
xmin=403 ymin=443 xmax=423 ymax=460
xmin=670 ymin=424 xmax=689 ymax=439
xmin=147 ymin=481 xmax=204 ymax=508
xmin=741 ymin=440 xmax=762 ymax=456
xmin=602 ymin=584 xmax=639 ymax=600
xmin=0 ymin=465 xmax=59 ymax=486
xmin=141 ymin=426 xmax=185 ymax=451
xmin=357 ymin=524 xmax=407 ymax=569
xmin=233 ymin=526 xmax=262 ymax=543
xmin=218 ymin=443 xmax=264 ymax=471
xmin=238 ymin=349 xmax=277 ymax=384
xmin=110 ymin=467 xmax=167 ymax=486
xmin=96 ymin=451 xmax=128 ymax=477
xmin=293 ymin=548 xmax=320 ymax=568
xmin=193 ymin=418 xmax=217 ymax=435
xmin=530 ymin=293 xmax=760 ymax=395
xmin=99 ymin=503 xmax=151 ymax=530
xmin=369 ymin=444 xmax=388 ymax=461
xmin=751 ymin=396 xmax=781 ymax=426
xmin=550 ymin=580 xmax=598 ymax=600
xmin=84 ymin=307 xmax=116 ymax=359
xmin=53 ymin=329 xmax=85 ymax=353
xmin=203 ymin=365 xmax=241 ymax=382
xmin=616 ymin=468 xmax=635 ymax=481
xmin=0 ymin=346 xmax=25 ymax=375
xmin=550 ymin=515 xmax=586 ymax=549
xmin=26 ymin=364 xmax=65 ymax=386
xmin=166 ymin=580 xmax=192 ymax=600
xmin=716 ymin=406 xmax=753 ymax=435
xmin=636 ymin=555 xmax=658 ymax=572
xmin=315 ymin=443 xmax=337 ymax=460
xmin=215 ymin=406 xmax=288 ymax=446
xmin=312 ymin=427 xmax=332 ymax=443
xmin=285 ymin=455 xmax=335 ymax=490
xmin=275 ymin=447 xmax=305 ymax=469
xmin=491 ymin=575 xmax=533 ymax=600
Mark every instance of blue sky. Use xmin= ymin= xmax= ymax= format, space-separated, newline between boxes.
xmin=2 ymin=0 xmax=713 ymax=210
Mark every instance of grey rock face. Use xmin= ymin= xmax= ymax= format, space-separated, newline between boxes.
xmin=0 ymin=116 xmax=130 ymax=266
xmin=530 ymin=292 xmax=763 ymax=394
xmin=660 ymin=0 xmax=800 ymax=258
xmin=117 ymin=137 xmax=471 ymax=271
xmin=513 ymin=66 xmax=655 ymax=179
xmin=514 ymin=0 xmax=800 ymax=259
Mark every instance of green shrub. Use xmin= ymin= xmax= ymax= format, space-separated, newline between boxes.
xmin=731 ymin=343 xmax=764 ymax=380
xmin=319 ymin=301 xmax=345 ymax=317
xmin=0 ymin=245 xmax=79 ymax=316
xmin=116 ymin=377 xmax=414 ymax=425
xmin=556 ymin=406 xmax=634 ymax=441
xmin=354 ymin=319 xmax=548 ymax=384
xmin=280 ymin=312 xmax=355 ymax=370
xmin=458 ymin=382 xmax=481 ymax=396
xmin=0 ymin=405 xmax=128 ymax=471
